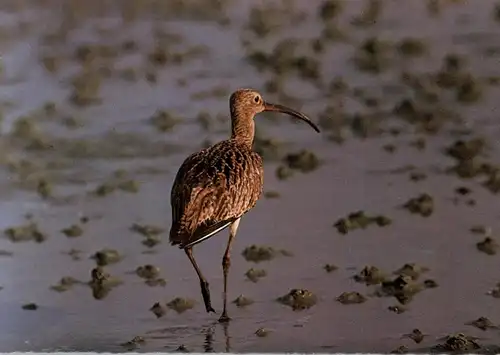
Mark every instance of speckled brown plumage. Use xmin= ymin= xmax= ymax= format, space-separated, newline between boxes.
xmin=168 ymin=88 xmax=320 ymax=322
xmin=169 ymin=139 xmax=263 ymax=248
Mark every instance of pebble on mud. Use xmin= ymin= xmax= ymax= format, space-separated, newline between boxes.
xmin=353 ymin=266 xmax=387 ymax=285
xmin=336 ymin=292 xmax=366 ymax=305
xmin=465 ymin=317 xmax=498 ymax=331
xmin=388 ymin=305 xmax=407 ymax=314
xmin=93 ymin=183 xmax=115 ymax=197
xmin=242 ymin=245 xmax=277 ymax=262
xmin=403 ymin=193 xmax=434 ymax=217
xmin=89 ymin=269 xmax=122 ymax=300
xmin=277 ymin=289 xmax=317 ymax=310
xmin=117 ymin=179 xmax=140 ymax=193
xmin=255 ymin=328 xmax=270 ymax=337
xmin=334 ymin=211 xmax=392 ymax=234
xmin=423 ymin=279 xmax=439 ymax=289
xmin=476 ymin=237 xmax=498 ymax=255
xmin=37 ymin=178 xmax=52 ymax=199
xmin=318 ymin=0 xmax=343 ymax=21
xmin=393 ymin=263 xmax=429 ymax=280
xmin=61 ymin=224 xmax=83 ymax=238
xmin=446 ymin=138 xmax=485 ymax=161
xmin=5 ymin=222 xmax=47 ymax=243
xmin=167 ymin=297 xmax=195 ymax=313
xmin=376 ymin=275 xmax=423 ymax=305
xmin=323 ymin=264 xmax=338 ymax=273
xmin=149 ymin=110 xmax=181 ymax=132
xmin=264 ymin=190 xmax=280 ymax=199
xmin=397 ymin=38 xmax=427 ymax=57
xmin=245 ymin=268 xmax=267 ymax=283
xmin=136 ymin=264 xmax=160 ymax=280
xmin=432 ymin=333 xmax=481 ymax=352
xmin=120 ymin=336 xmax=145 ymax=350
xmin=142 ymin=236 xmax=161 ymax=248
xmin=233 ymin=295 xmax=254 ymax=307
xmin=403 ymin=328 xmax=425 ymax=344
xmin=50 ymin=277 xmax=80 ymax=292
xmin=390 ymin=345 xmax=408 ymax=354
xmin=470 ymin=225 xmax=489 ymax=235
xmin=276 ymin=165 xmax=294 ymax=180
xmin=130 ymin=223 xmax=164 ymax=237
xmin=455 ymin=186 xmax=472 ymax=195
xmin=145 ymin=278 xmax=167 ymax=287
xmin=284 ymin=150 xmax=320 ymax=173
xmin=92 ymin=249 xmax=122 ymax=266
xmin=150 ymin=302 xmax=166 ymax=318
xmin=22 ymin=303 xmax=38 ymax=310
xmin=486 ymin=282 xmax=500 ymax=298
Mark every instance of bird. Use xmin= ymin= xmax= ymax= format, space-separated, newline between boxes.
xmin=169 ymin=88 xmax=320 ymax=323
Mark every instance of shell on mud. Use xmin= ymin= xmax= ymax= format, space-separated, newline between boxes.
xmin=284 ymin=150 xmax=320 ymax=173
xmin=232 ymin=295 xmax=254 ymax=308
xmin=242 ymin=245 xmax=277 ymax=262
xmin=61 ymin=224 xmax=83 ymax=238
xmin=245 ymin=268 xmax=267 ymax=283
xmin=323 ymin=263 xmax=338 ymax=273
xmin=167 ymin=297 xmax=195 ymax=313
xmin=150 ymin=302 xmax=166 ymax=318
xmin=403 ymin=193 xmax=434 ymax=217
xmin=375 ymin=275 xmax=423 ymax=304
xmin=446 ymin=138 xmax=485 ymax=161
xmin=121 ymin=336 xmax=145 ymax=350
xmin=255 ymin=328 xmax=271 ymax=337
xmin=130 ymin=223 xmax=164 ymax=237
xmin=353 ymin=265 xmax=388 ymax=285
xmin=402 ymin=328 xmax=425 ymax=344
xmin=5 ymin=222 xmax=47 ymax=243
xmin=432 ymin=333 xmax=481 ymax=352
xmin=92 ymin=248 xmax=122 ymax=266
xmin=388 ymin=305 xmax=407 ymax=314
xmin=277 ymin=289 xmax=317 ymax=310
xmin=476 ymin=237 xmax=498 ymax=255
xmin=393 ymin=263 xmax=429 ymax=280
xmin=89 ymin=266 xmax=122 ymax=300
xmin=22 ymin=303 xmax=38 ymax=310
xmin=334 ymin=211 xmax=392 ymax=234
xmin=50 ymin=276 xmax=80 ymax=292
xmin=465 ymin=317 xmax=498 ymax=331
xmin=336 ymin=291 xmax=367 ymax=305
xmin=390 ymin=345 xmax=408 ymax=354
xmin=136 ymin=264 xmax=160 ymax=280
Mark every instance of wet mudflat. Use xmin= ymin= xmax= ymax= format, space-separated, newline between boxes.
xmin=1 ymin=0 xmax=500 ymax=352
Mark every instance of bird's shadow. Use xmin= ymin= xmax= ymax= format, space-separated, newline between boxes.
xmin=203 ymin=320 xmax=231 ymax=353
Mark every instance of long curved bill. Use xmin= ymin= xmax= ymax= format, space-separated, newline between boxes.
xmin=264 ymin=102 xmax=321 ymax=133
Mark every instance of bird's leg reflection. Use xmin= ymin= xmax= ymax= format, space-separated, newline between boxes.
xmin=202 ymin=320 xmax=231 ymax=353
xmin=203 ymin=324 xmax=215 ymax=353
xmin=222 ymin=321 xmax=231 ymax=352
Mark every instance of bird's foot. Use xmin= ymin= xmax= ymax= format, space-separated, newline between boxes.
xmin=218 ymin=313 xmax=231 ymax=323
xmin=200 ymin=280 xmax=215 ymax=313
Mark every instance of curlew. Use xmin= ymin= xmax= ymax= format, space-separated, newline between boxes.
xmin=169 ymin=88 xmax=320 ymax=322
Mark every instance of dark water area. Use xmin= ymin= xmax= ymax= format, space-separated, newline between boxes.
xmin=0 ymin=0 xmax=500 ymax=352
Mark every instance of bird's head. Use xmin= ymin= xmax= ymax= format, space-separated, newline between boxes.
xmin=229 ymin=88 xmax=320 ymax=133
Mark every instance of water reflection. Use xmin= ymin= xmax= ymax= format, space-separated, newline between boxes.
xmin=203 ymin=321 xmax=231 ymax=353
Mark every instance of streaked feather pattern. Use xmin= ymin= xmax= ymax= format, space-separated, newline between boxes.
xmin=169 ymin=139 xmax=264 ymax=248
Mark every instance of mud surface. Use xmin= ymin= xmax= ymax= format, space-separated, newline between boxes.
xmin=1 ymin=0 xmax=500 ymax=352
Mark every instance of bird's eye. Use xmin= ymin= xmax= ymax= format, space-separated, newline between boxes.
xmin=254 ymin=95 xmax=260 ymax=103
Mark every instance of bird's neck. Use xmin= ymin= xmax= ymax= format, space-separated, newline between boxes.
xmin=230 ymin=112 xmax=255 ymax=148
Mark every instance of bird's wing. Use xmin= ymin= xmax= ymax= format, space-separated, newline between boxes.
xmin=169 ymin=142 xmax=263 ymax=248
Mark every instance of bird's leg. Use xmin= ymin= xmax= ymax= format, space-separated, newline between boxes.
xmin=219 ymin=218 xmax=240 ymax=323
xmin=185 ymin=247 xmax=215 ymax=313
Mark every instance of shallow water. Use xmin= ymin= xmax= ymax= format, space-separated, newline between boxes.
xmin=1 ymin=0 xmax=500 ymax=352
